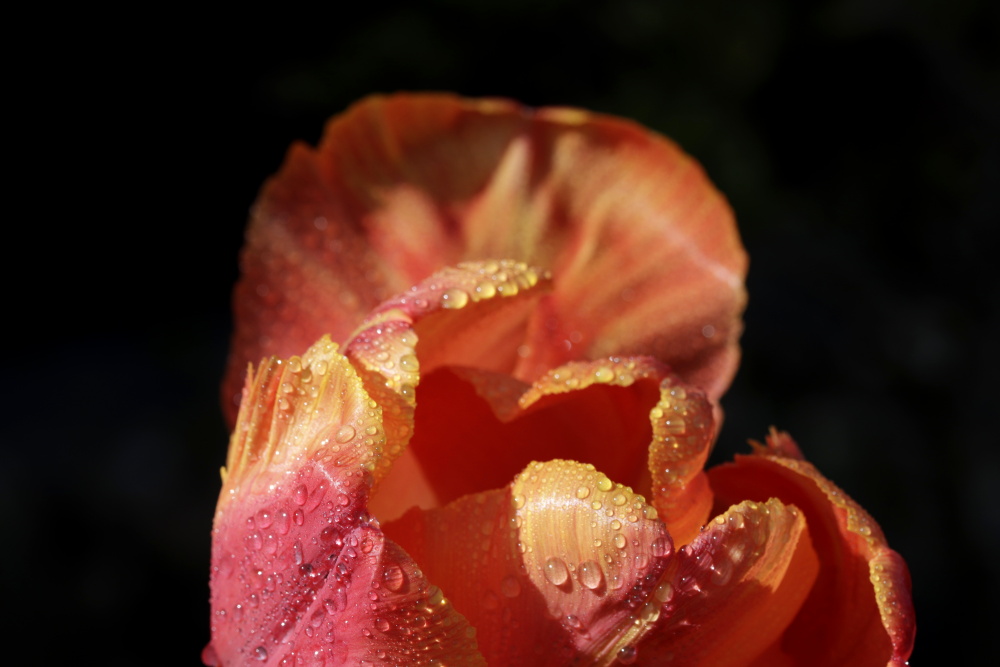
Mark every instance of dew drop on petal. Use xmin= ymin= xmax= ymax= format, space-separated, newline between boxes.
xmin=399 ymin=354 xmax=418 ymax=372
xmin=578 ymin=561 xmax=604 ymax=590
xmin=335 ymin=425 xmax=355 ymax=443
xmin=617 ymin=645 xmax=638 ymax=664
xmin=543 ymin=557 xmax=570 ymax=586
xmin=382 ymin=565 xmax=406 ymax=592
xmin=594 ymin=366 xmax=615 ymax=383
xmin=441 ymin=288 xmax=469 ymax=309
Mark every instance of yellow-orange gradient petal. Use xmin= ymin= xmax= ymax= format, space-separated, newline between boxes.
xmin=206 ymin=337 xmax=483 ymax=665
xmin=707 ymin=430 xmax=915 ymax=666
xmin=384 ymin=459 xmax=673 ymax=666
xmin=224 ymin=93 xmax=747 ymax=425
xmin=624 ymin=498 xmax=818 ymax=667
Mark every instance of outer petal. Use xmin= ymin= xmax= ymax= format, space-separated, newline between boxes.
xmin=707 ymin=430 xmax=915 ymax=666
xmin=384 ymin=459 xmax=673 ymax=666
xmin=205 ymin=337 xmax=483 ymax=665
xmin=224 ymin=93 xmax=747 ymax=424
xmin=622 ymin=498 xmax=819 ymax=666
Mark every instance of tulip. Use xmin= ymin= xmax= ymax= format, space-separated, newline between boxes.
xmin=205 ymin=94 xmax=914 ymax=666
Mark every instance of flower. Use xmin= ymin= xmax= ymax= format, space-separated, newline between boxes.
xmin=205 ymin=94 xmax=915 ymax=666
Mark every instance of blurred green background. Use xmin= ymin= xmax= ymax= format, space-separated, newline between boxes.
xmin=8 ymin=1 xmax=997 ymax=663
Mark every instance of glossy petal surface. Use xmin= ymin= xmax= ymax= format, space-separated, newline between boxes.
xmin=206 ymin=337 xmax=483 ymax=665
xmin=707 ymin=430 xmax=915 ymax=666
xmin=628 ymin=498 xmax=819 ymax=666
xmin=224 ymin=93 xmax=747 ymax=424
xmin=385 ymin=459 xmax=672 ymax=665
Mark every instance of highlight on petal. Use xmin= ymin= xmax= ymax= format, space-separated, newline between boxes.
xmin=206 ymin=338 xmax=483 ymax=665
xmin=223 ymin=93 xmax=748 ymax=425
xmin=384 ymin=459 xmax=673 ymax=665
xmin=625 ymin=498 xmax=819 ymax=667
xmin=707 ymin=430 xmax=915 ymax=666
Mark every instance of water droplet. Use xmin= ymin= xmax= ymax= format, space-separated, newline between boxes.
xmin=578 ymin=560 xmax=604 ymax=590
xmin=594 ymin=367 xmax=615 ymax=383
xmin=335 ymin=425 xmax=356 ymax=443
xmin=616 ymin=645 xmax=637 ymax=664
xmin=575 ymin=485 xmax=591 ymax=499
xmin=383 ymin=565 xmax=406 ymax=592
xmin=293 ymin=509 xmax=304 ymax=526
xmin=475 ymin=281 xmax=496 ymax=299
xmin=500 ymin=574 xmax=521 ymax=597
xmin=256 ymin=509 xmax=273 ymax=529
xmin=654 ymin=581 xmax=674 ymax=602
xmin=612 ymin=493 xmax=627 ymax=506
xmin=596 ymin=476 xmax=613 ymax=492
xmin=512 ymin=494 xmax=525 ymax=509
xmin=375 ymin=617 xmax=391 ymax=633
xmin=254 ymin=646 xmax=268 ymax=661
xmin=441 ymin=288 xmax=469 ymax=309
xmin=613 ymin=534 xmax=627 ymax=550
xmin=313 ymin=360 xmax=328 ymax=376
xmin=293 ymin=484 xmax=308 ymax=506
xmin=651 ymin=538 xmax=671 ymax=558
xmin=399 ymin=354 xmax=418 ymax=372
xmin=543 ymin=557 xmax=569 ymax=586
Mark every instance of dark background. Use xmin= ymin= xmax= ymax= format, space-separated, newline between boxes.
xmin=7 ymin=1 xmax=996 ymax=664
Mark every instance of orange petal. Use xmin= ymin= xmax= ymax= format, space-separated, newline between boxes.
xmin=645 ymin=378 xmax=717 ymax=547
xmin=707 ymin=430 xmax=916 ymax=666
xmin=397 ymin=357 xmax=661 ymax=517
xmin=224 ymin=93 xmax=747 ymax=425
xmin=624 ymin=498 xmax=819 ymax=666
xmin=384 ymin=459 xmax=673 ymax=665
xmin=206 ymin=337 xmax=483 ymax=665
xmin=341 ymin=259 xmax=551 ymax=521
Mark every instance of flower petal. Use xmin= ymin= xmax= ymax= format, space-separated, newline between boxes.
xmin=224 ymin=93 xmax=747 ymax=424
xmin=384 ymin=459 xmax=673 ymax=665
xmin=645 ymin=378 xmax=716 ymax=548
xmin=394 ymin=356 xmax=669 ymax=518
xmin=707 ymin=430 xmax=916 ymax=666
xmin=206 ymin=337 xmax=483 ymax=665
xmin=341 ymin=259 xmax=552 ymax=521
xmin=625 ymin=498 xmax=819 ymax=667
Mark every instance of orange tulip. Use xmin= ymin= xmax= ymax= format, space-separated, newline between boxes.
xmin=205 ymin=94 xmax=914 ymax=666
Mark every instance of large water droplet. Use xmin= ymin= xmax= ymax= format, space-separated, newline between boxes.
xmin=254 ymin=646 xmax=268 ymax=661
xmin=441 ymin=288 xmax=469 ymax=309
xmin=617 ymin=644 xmax=638 ymax=664
xmin=382 ymin=565 xmax=406 ymax=592
xmin=578 ymin=560 xmax=604 ymax=590
xmin=543 ymin=557 xmax=569 ymax=586
xmin=335 ymin=425 xmax=356 ymax=443
xmin=399 ymin=354 xmax=418 ymax=372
